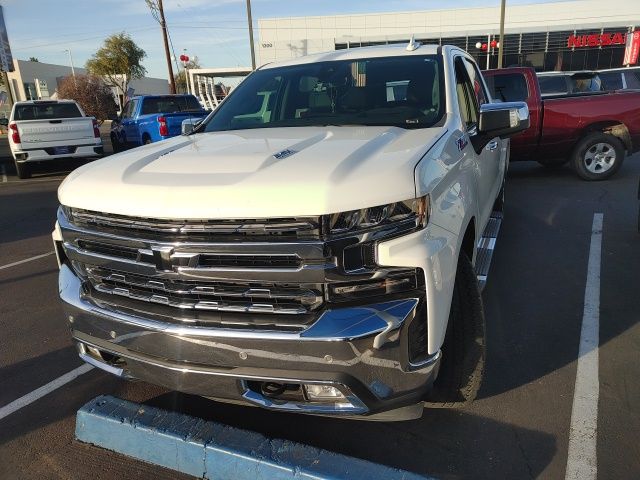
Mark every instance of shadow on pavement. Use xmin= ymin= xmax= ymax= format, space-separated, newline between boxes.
xmin=142 ymin=390 xmax=556 ymax=480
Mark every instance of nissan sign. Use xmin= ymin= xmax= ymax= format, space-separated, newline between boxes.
xmin=567 ymin=32 xmax=627 ymax=48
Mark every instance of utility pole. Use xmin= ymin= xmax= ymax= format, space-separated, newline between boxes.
xmin=498 ymin=0 xmax=506 ymax=68
xmin=246 ymin=0 xmax=256 ymax=70
xmin=158 ymin=0 xmax=176 ymax=93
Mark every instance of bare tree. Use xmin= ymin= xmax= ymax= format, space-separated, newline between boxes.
xmin=57 ymin=74 xmax=118 ymax=125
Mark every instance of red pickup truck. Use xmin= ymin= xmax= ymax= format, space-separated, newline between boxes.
xmin=483 ymin=67 xmax=640 ymax=180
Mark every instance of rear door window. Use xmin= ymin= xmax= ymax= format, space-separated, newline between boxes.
xmin=14 ymin=103 xmax=82 ymax=120
xmin=485 ymin=73 xmax=529 ymax=102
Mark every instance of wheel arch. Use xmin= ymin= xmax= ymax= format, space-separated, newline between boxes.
xmin=578 ymin=121 xmax=631 ymax=153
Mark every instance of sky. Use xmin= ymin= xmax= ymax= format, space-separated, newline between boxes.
xmin=2 ymin=0 xmax=565 ymax=79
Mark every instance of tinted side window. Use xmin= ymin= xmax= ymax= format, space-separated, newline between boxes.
xmin=538 ymin=75 xmax=568 ymax=95
xmin=454 ymin=57 xmax=478 ymax=128
xmin=485 ymin=73 xmax=529 ymax=102
xmin=121 ymin=101 xmax=133 ymax=119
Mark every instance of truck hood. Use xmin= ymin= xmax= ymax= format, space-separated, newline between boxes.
xmin=58 ymin=126 xmax=444 ymax=219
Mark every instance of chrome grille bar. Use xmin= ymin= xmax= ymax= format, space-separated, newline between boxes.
xmin=69 ymin=208 xmax=322 ymax=239
xmin=86 ymin=267 xmax=324 ymax=315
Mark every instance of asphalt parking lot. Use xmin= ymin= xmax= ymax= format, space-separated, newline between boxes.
xmin=1 ymin=136 xmax=639 ymax=480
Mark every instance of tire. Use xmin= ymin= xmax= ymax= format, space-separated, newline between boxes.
xmin=424 ymin=251 xmax=486 ymax=408
xmin=111 ymin=134 xmax=122 ymax=153
xmin=15 ymin=160 xmax=31 ymax=179
xmin=143 ymin=135 xmax=152 ymax=145
xmin=571 ymin=132 xmax=624 ymax=181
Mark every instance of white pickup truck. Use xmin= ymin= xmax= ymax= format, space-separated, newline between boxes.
xmin=9 ymin=100 xmax=103 ymax=179
xmin=54 ymin=42 xmax=528 ymax=420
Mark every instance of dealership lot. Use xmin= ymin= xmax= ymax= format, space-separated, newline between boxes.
xmin=1 ymin=139 xmax=639 ymax=479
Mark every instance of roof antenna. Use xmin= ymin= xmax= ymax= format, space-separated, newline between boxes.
xmin=406 ymin=35 xmax=421 ymax=51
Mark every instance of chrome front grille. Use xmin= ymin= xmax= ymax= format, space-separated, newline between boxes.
xmin=68 ymin=208 xmax=322 ymax=240
xmin=58 ymin=206 xmax=418 ymax=330
xmin=86 ymin=266 xmax=324 ymax=315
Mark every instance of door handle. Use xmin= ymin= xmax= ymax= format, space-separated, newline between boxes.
xmin=486 ymin=140 xmax=499 ymax=151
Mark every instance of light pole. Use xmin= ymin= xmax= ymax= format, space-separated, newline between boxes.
xmin=498 ymin=0 xmax=506 ymax=68
xmin=64 ymin=49 xmax=76 ymax=78
xmin=246 ymin=0 xmax=256 ymax=70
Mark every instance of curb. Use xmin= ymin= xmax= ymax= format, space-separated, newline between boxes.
xmin=76 ymin=395 xmax=432 ymax=480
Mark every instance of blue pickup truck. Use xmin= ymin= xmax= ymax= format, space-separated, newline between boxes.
xmin=110 ymin=94 xmax=209 ymax=151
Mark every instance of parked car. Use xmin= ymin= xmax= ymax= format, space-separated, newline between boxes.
xmin=484 ymin=67 xmax=640 ymax=180
xmin=8 ymin=100 xmax=103 ymax=179
xmin=598 ymin=66 xmax=640 ymax=91
xmin=54 ymin=43 xmax=529 ymax=420
xmin=110 ymin=94 xmax=209 ymax=151
xmin=536 ymin=70 xmax=603 ymax=97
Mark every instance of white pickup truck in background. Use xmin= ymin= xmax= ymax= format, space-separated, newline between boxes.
xmin=8 ymin=100 xmax=103 ymax=179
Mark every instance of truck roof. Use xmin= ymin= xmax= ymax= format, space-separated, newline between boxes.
xmin=261 ymin=43 xmax=441 ymax=70
xmin=14 ymin=99 xmax=78 ymax=105
xmin=130 ymin=94 xmax=195 ymax=100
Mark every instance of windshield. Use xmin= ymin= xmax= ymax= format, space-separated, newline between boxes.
xmin=202 ymin=55 xmax=444 ymax=132
xmin=141 ymin=96 xmax=203 ymax=115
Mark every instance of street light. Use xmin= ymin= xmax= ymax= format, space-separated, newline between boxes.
xmin=63 ymin=49 xmax=75 ymax=78
xmin=180 ymin=50 xmax=190 ymax=94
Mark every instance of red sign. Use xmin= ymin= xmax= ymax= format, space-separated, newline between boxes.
xmin=623 ymin=31 xmax=640 ymax=65
xmin=567 ymin=32 xmax=627 ymax=48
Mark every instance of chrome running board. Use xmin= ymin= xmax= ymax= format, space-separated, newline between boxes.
xmin=476 ymin=211 xmax=502 ymax=290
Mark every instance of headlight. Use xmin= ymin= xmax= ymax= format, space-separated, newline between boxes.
xmin=326 ymin=196 xmax=429 ymax=235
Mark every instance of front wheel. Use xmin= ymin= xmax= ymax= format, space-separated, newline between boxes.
xmin=15 ymin=160 xmax=31 ymax=179
xmin=572 ymin=132 xmax=624 ymax=181
xmin=110 ymin=134 xmax=122 ymax=153
xmin=424 ymin=251 xmax=486 ymax=408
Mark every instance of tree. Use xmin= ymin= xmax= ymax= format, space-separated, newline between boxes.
xmin=86 ymin=33 xmax=146 ymax=107
xmin=28 ymin=57 xmax=39 ymax=62
xmin=174 ymin=56 xmax=200 ymax=93
xmin=57 ymin=74 xmax=118 ymax=124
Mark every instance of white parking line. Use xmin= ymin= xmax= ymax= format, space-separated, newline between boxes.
xmin=0 ymin=251 xmax=55 ymax=271
xmin=0 ymin=364 xmax=93 ymax=421
xmin=1 ymin=163 xmax=6 ymax=183
xmin=565 ymin=213 xmax=602 ymax=480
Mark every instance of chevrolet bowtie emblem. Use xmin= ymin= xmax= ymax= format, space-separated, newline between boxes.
xmin=151 ymin=246 xmax=175 ymax=271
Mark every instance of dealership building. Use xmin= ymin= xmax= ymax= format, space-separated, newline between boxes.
xmin=4 ymin=59 xmax=169 ymax=106
xmin=256 ymin=0 xmax=639 ymax=71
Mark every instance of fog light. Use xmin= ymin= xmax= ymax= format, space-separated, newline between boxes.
xmin=304 ymin=384 xmax=346 ymax=401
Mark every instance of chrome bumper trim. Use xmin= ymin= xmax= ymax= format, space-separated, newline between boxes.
xmin=60 ymin=263 xmax=420 ymax=343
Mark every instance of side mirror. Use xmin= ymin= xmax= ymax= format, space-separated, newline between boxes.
xmin=181 ymin=118 xmax=202 ymax=135
xmin=472 ymin=101 xmax=530 ymax=152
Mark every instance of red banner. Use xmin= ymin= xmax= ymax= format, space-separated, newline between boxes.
xmin=623 ymin=31 xmax=640 ymax=66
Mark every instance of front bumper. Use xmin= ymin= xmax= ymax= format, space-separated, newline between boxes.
xmin=60 ymin=263 xmax=440 ymax=418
